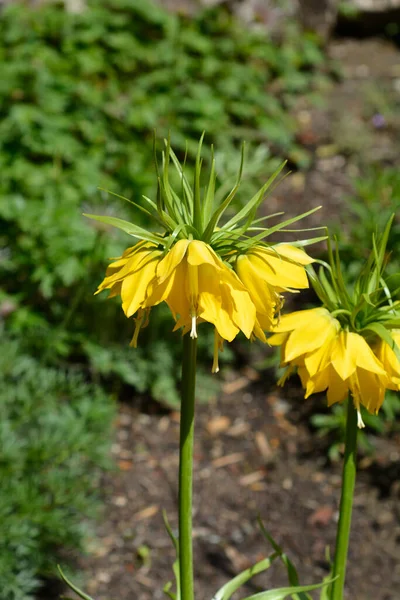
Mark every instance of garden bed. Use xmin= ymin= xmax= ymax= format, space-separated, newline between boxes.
xmin=70 ymin=35 xmax=400 ymax=600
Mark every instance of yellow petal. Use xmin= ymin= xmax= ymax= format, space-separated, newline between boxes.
xmin=236 ymin=254 xmax=278 ymax=317
xmin=326 ymin=367 xmax=349 ymax=406
xmin=349 ymin=333 xmax=386 ymax=375
xmin=219 ymin=267 xmax=256 ymax=338
xmin=187 ymin=240 xmax=221 ymax=267
xmin=162 ymin=262 xmax=190 ymax=320
xmin=121 ymin=253 xmax=159 ymax=317
xmin=107 ymin=281 xmax=122 ymax=299
xmin=156 ymin=239 xmax=190 ymax=283
xmin=268 ymin=332 xmax=289 ymax=346
xmin=271 ymin=244 xmax=315 ymax=265
xmin=97 ymin=242 xmax=158 ymax=292
xmin=284 ymin=312 xmax=337 ymax=362
xmin=350 ymin=368 xmax=387 ymax=414
xmin=331 ymin=331 xmax=357 ymax=381
xmin=375 ymin=331 xmax=400 ymax=388
xmin=247 ymin=246 xmax=309 ymax=289
xmin=272 ymin=307 xmax=329 ymax=333
xmin=297 ymin=365 xmax=310 ymax=390
xmin=196 ymin=264 xmax=239 ymax=339
xmin=304 ymin=333 xmax=336 ymax=378
xmin=252 ymin=320 xmax=268 ymax=343
xmin=304 ymin=365 xmax=330 ymax=397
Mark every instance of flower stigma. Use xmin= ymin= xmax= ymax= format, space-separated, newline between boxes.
xmin=190 ymin=314 xmax=197 ymax=339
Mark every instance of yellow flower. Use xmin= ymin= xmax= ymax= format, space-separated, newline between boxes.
xmin=235 ymin=244 xmax=314 ymax=339
xmin=374 ymin=330 xmax=400 ymax=390
xmin=269 ymin=308 xmax=392 ymax=427
xmin=97 ymin=238 xmax=257 ymax=371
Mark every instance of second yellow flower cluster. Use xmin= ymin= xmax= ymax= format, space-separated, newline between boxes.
xmin=269 ymin=308 xmax=400 ymax=426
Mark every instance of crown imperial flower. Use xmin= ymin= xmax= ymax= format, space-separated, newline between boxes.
xmin=89 ymin=137 xmax=319 ymax=371
xmin=269 ymin=308 xmax=392 ymax=427
xmin=269 ymin=219 xmax=400 ymax=427
xmin=235 ymin=244 xmax=315 ymax=339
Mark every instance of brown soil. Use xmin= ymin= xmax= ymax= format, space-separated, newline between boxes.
xmin=62 ymin=37 xmax=400 ymax=600
xmin=77 ymin=373 xmax=400 ymax=600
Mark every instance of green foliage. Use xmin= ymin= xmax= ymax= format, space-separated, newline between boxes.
xmin=334 ymin=166 xmax=400 ymax=279
xmin=0 ymin=0 xmax=329 ymax=405
xmin=0 ymin=336 xmax=115 ymax=600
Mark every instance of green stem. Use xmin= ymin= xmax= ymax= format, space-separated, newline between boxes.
xmin=179 ymin=333 xmax=197 ymax=600
xmin=331 ymin=399 xmax=358 ymax=600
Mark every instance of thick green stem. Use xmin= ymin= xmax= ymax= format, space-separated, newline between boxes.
xmin=179 ymin=334 xmax=197 ymax=600
xmin=331 ymin=399 xmax=358 ymax=600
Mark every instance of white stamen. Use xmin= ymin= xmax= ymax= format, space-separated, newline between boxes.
xmin=212 ymin=361 xmax=219 ymax=374
xmin=357 ymin=409 xmax=365 ymax=429
xmin=190 ymin=315 xmax=197 ymax=339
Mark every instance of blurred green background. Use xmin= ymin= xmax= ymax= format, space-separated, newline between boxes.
xmin=1 ymin=0 xmax=400 ymax=598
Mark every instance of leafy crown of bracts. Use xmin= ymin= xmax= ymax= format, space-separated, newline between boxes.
xmin=308 ymin=214 xmax=400 ymax=361
xmin=84 ymin=134 xmax=323 ymax=264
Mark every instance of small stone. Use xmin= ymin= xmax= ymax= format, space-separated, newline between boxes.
xmin=119 ymin=413 xmax=132 ymax=427
xmin=282 ymin=478 xmax=293 ymax=490
xmin=113 ymin=496 xmax=128 ymax=507
xmin=97 ymin=571 xmax=112 ymax=584
xmin=206 ymin=416 xmax=231 ymax=436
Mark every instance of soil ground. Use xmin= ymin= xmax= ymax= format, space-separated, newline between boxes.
xmin=62 ymin=37 xmax=400 ymax=600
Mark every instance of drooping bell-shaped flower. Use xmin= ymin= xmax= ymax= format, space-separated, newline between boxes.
xmin=235 ymin=244 xmax=314 ymax=339
xmin=269 ymin=308 xmax=390 ymax=427
xmin=268 ymin=219 xmax=400 ymax=427
xmin=88 ymin=136 xmax=320 ymax=371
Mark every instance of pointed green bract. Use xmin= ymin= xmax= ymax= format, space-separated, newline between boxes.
xmin=58 ymin=567 xmax=96 ymax=600
xmin=307 ymin=216 xmax=400 ymax=355
xmin=258 ymin=519 xmax=311 ymax=600
xmin=241 ymin=582 xmax=329 ymax=600
xmin=83 ymin=214 xmax=163 ymax=245
xmin=222 ymin=160 xmax=285 ymax=233
xmin=212 ymin=555 xmax=278 ymax=600
xmin=85 ymin=136 xmax=320 ymax=270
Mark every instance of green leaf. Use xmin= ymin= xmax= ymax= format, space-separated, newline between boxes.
xmin=318 ymin=571 xmax=334 ymax=600
xmin=318 ymin=266 xmax=337 ymax=305
xmin=193 ymin=131 xmax=205 ymax=232
xmin=83 ymin=214 xmax=163 ymax=245
xmin=222 ymin=161 xmax=286 ymax=232
xmin=162 ymin=510 xmax=179 ymax=554
xmin=241 ymin=581 xmax=329 ymax=600
xmin=161 ymin=141 xmax=186 ymax=228
xmin=97 ymin=187 xmax=160 ymax=224
xmin=203 ymin=146 xmax=216 ymax=223
xmin=375 ymin=214 xmax=394 ymax=273
xmin=213 ymin=555 xmax=278 ymax=600
xmin=58 ymin=567 xmax=96 ymax=600
xmin=168 ymin=144 xmax=193 ymax=216
xmin=246 ymin=206 xmax=321 ymax=245
xmin=257 ymin=519 xmax=314 ymax=600
xmin=162 ymin=511 xmax=181 ymax=600
xmin=163 ymin=581 xmax=177 ymax=600
xmin=201 ymin=143 xmax=245 ymax=242
xmin=173 ymin=559 xmax=181 ymax=600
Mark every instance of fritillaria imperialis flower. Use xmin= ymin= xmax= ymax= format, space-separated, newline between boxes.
xmin=97 ymin=238 xmax=257 ymax=370
xmin=268 ymin=308 xmax=395 ymax=427
xmin=235 ymin=244 xmax=314 ymax=339
xmin=269 ymin=218 xmax=400 ymax=427
xmin=89 ymin=137 xmax=319 ymax=371
xmin=374 ymin=330 xmax=400 ymax=390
